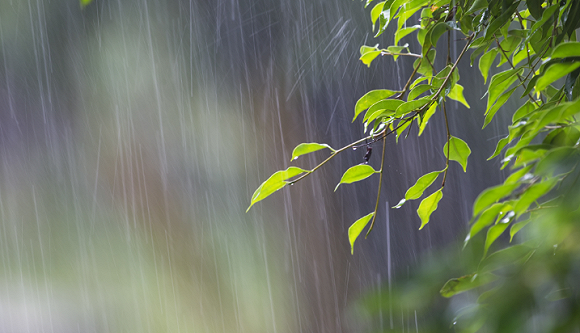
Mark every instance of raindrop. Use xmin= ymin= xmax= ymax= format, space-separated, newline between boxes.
xmin=352 ymin=147 xmax=357 ymax=150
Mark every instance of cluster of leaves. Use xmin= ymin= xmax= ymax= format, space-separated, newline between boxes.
xmin=249 ymin=0 xmax=580 ymax=327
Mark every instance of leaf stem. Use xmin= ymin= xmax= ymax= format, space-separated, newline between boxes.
xmin=381 ymin=50 xmax=422 ymax=58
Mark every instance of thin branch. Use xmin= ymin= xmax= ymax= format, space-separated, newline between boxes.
xmin=381 ymin=50 xmax=422 ymax=58
xmin=494 ymin=36 xmax=540 ymax=107
xmin=366 ymin=128 xmax=387 ymax=237
xmin=442 ymin=101 xmax=450 ymax=187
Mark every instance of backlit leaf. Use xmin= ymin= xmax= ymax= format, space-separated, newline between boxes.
xmin=354 ymin=90 xmax=399 ymax=121
xmin=443 ymin=136 xmax=471 ymax=172
xmin=405 ymin=169 xmax=444 ymax=200
xmin=335 ymin=164 xmax=378 ymax=191
xmin=247 ymin=167 xmax=309 ymax=212
xmin=348 ymin=212 xmax=374 ymax=254
xmin=473 ymin=183 xmax=519 ymax=217
xmin=440 ymin=273 xmax=497 ymax=298
xmin=417 ymin=189 xmax=443 ymax=230
xmin=535 ymin=62 xmax=580 ymax=92
xmin=291 ymin=143 xmax=335 ymax=161
xmin=447 ymin=84 xmax=470 ymax=108
xmin=479 ymin=48 xmax=498 ymax=84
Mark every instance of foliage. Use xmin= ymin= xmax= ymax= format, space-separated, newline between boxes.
xmin=249 ymin=0 xmax=580 ymax=330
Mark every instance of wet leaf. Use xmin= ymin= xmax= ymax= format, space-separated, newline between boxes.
xmin=247 ymin=167 xmax=309 ymax=212
xmin=354 ymin=90 xmax=399 ymax=121
xmin=440 ymin=273 xmax=497 ymax=298
xmin=488 ymin=136 xmax=509 ymax=160
xmin=535 ymin=62 xmax=580 ymax=92
xmin=447 ymin=84 xmax=470 ymax=108
xmin=405 ymin=169 xmax=444 ymax=200
xmin=290 ymin=143 xmax=335 ymax=161
xmin=335 ymin=164 xmax=378 ymax=191
xmin=472 ymin=182 xmax=520 ymax=216
xmin=417 ymin=189 xmax=443 ymax=230
xmin=443 ymin=136 xmax=471 ymax=172
xmin=484 ymin=219 xmax=512 ymax=256
xmin=348 ymin=212 xmax=374 ymax=254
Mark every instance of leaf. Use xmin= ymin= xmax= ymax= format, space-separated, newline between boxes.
xmin=526 ymin=0 xmax=544 ymax=19
xmin=479 ymin=48 xmax=498 ymax=84
xmin=472 ymin=183 xmax=520 ymax=217
xmin=467 ymin=203 xmax=512 ymax=244
xmin=487 ymin=68 xmax=523 ymax=114
xmin=291 ymin=143 xmax=335 ymax=161
xmin=394 ymin=25 xmax=420 ymax=46
xmin=335 ymin=164 xmax=378 ymax=191
xmin=354 ymin=90 xmax=399 ymax=121
xmin=363 ymin=99 xmax=403 ymax=122
xmin=513 ymin=178 xmax=558 ymax=216
xmin=360 ymin=50 xmax=383 ymax=67
xmin=418 ymin=102 xmax=437 ymax=136
xmin=247 ymin=167 xmax=309 ymax=212
xmin=405 ymin=169 xmax=444 ymax=200
xmin=484 ymin=2 xmax=519 ymax=40
xmin=550 ymin=41 xmax=580 ymax=59
xmin=510 ymin=219 xmax=531 ymax=241
xmin=430 ymin=22 xmax=453 ymax=48
xmin=417 ymin=189 xmax=443 ymax=230
xmin=447 ymin=84 xmax=470 ymax=108
xmin=535 ymin=62 xmax=580 ymax=92
xmin=440 ymin=273 xmax=497 ymax=298
xmin=395 ymin=97 xmax=431 ymax=117
xmin=488 ymin=136 xmax=509 ymax=160
xmin=443 ymin=136 xmax=471 ymax=172
xmin=348 ymin=212 xmax=374 ymax=255
xmin=80 ymin=0 xmax=93 ymax=7
xmin=484 ymin=219 xmax=512 ymax=256
xmin=408 ymin=84 xmax=432 ymax=101
xmin=370 ymin=1 xmax=386 ymax=31
xmin=483 ymin=87 xmax=516 ymax=128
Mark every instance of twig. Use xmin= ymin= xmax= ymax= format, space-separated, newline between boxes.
xmin=366 ymin=127 xmax=388 ymax=237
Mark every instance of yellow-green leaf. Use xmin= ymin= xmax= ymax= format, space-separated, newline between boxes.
xmin=443 ymin=136 xmax=471 ymax=172
xmin=405 ymin=169 xmax=444 ymax=200
xmin=290 ymin=143 xmax=335 ymax=161
xmin=348 ymin=212 xmax=374 ymax=254
xmin=354 ymin=89 xmax=399 ymax=121
xmin=535 ymin=62 xmax=580 ymax=92
xmin=335 ymin=164 xmax=378 ymax=191
xmin=247 ymin=167 xmax=309 ymax=212
xmin=440 ymin=273 xmax=497 ymax=298
xmin=447 ymin=84 xmax=470 ymax=108
xmin=417 ymin=189 xmax=443 ymax=230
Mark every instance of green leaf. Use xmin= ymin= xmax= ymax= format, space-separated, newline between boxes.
xmin=513 ymin=178 xmax=558 ymax=216
xmin=80 ymin=0 xmax=93 ymax=7
xmin=290 ymin=143 xmax=335 ymax=161
xmin=467 ymin=203 xmax=512 ymax=244
xmin=405 ymin=169 xmax=445 ymax=201
xmin=360 ymin=50 xmax=383 ymax=67
xmin=348 ymin=212 xmax=375 ymax=254
xmin=479 ymin=48 xmax=498 ymax=84
xmin=335 ymin=164 xmax=378 ymax=191
xmin=484 ymin=2 xmax=519 ymax=40
xmin=483 ymin=87 xmax=517 ymax=128
xmin=417 ymin=189 xmax=443 ymax=230
xmin=488 ymin=136 xmax=509 ymax=160
xmin=440 ymin=273 xmax=497 ymax=298
xmin=443 ymin=136 xmax=471 ymax=172
xmin=551 ymin=42 xmax=580 ymax=59
xmin=535 ymin=62 xmax=580 ymax=92
xmin=510 ymin=219 xmax=531 ymax=241
xmin=394 ymin=25 xmax=420 ymax=46
xmin=247 ymin=167 xmax=309 ymax=212
xmin=354 ymin=90 xmax=399 ymax=121
xmin=408 ymin=84 xmax=432 ymax=101
xmin=484 ymin=219 xmax=512 ymax=256
xmin=512 ymin=101 xmax=536 ymax=122
xmin=447 ymin=84 xmax=470 ymax=108
xmin=395 ymin=97 xmax=431 ymax=117
xmin=363 ymin=99 xmax=403 ymax=122
xmin=526 ymin=0 xmax=544 ymax=19
xmin=371 ymin=1 xmax=386 ymax=30
xmin=487 ymin=68 xmax=523 ymax=114
xmin=430 ymin=22 xmax=453 ymax=48
xmin=418 ymin=102 xmax=438 ymax=136
xmin=472 ymin=183 xmax=520 ymax=217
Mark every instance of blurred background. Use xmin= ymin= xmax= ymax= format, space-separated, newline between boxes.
xmin=0 ymin=0 xmax=516 ymax=332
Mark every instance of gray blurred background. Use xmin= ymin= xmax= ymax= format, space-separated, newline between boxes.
xmin=0 ymin=0 xmax=512 ymax=331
